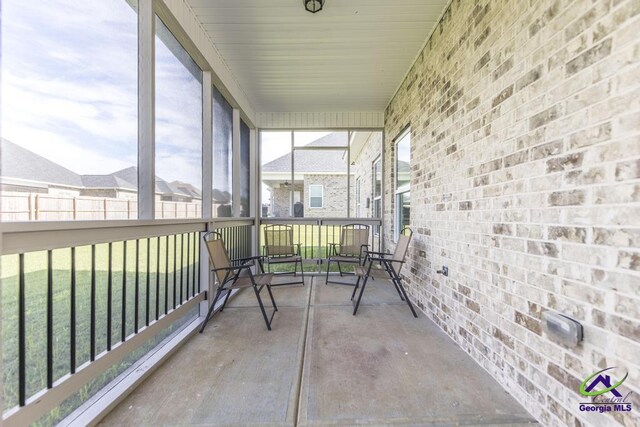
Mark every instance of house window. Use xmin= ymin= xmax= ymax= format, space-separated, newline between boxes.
xmin=309 ymin=185 xmax=323 ymax=208
xmin=395 ymin=130 xmax=411 ymax=239
xmin=372 ymin=157 xmax=382 ymax=234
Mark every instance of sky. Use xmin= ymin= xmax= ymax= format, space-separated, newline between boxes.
xmin=1 ymin=1 xmax=341 ymax=193
xmin=1 ymin=0 xmax=203 ymax=188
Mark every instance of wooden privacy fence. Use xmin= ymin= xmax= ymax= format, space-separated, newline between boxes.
xmin=0 ymin=192 xmax=202 ymax=221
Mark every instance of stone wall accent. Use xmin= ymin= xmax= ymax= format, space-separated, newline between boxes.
xmin=384 ymin=0 xmax=640 ymax=426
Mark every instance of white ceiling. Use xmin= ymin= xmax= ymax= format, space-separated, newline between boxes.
xmin=186 ymin=0 xmax=450 ymax=112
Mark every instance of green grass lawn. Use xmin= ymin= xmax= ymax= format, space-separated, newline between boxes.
xmin=1 ymin=236 xmax=199 ymax=426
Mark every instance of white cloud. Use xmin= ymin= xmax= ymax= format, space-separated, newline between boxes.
xmin=1 ymin=0 xmax=206 ymax=188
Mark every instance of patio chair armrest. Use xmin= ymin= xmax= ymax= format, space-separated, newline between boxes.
xmin=366 ymin=256 xmax=403 ymax=263
xmin=211 ymin=262 xmax=253 ymax=273
xmin=364 ymin=250 xmax=391 ymax=257
xmin=232 ymin=255 xmax=263 ymax=263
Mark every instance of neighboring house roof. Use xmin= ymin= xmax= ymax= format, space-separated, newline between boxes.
xmin=262 ymin=133 xmax=348 ymax=174
xmin=1 ymin=138 xmax=84 ymax=187
xmin=81 ymin=173 xmax=136 ymax=190
xmin=170 ymin=181 xmax=202 ymax=199
xmin=1 ymin=139 xmax=201 ymax=198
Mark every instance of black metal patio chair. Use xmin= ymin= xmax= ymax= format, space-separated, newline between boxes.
xmin=263 ymin=224 xmax=305 ymax=286
xmin=351 ymin=227 xmax=417 ymax=317
xmin=325 ymin=223 xmax=370 ymax=286
xmin=199 ymin=231 xmax=277 ymax=333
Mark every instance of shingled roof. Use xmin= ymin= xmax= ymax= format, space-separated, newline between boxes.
xmin=262 ymin=133 xmax=348 ymax=174
xmin=1 ymin=139 xmax=84 ymax=187
xmin=1 ymin=139 xmax=201 ymax=198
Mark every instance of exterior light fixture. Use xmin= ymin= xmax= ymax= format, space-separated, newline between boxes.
xmin=304 ymin=0 xmax=324 ymax=13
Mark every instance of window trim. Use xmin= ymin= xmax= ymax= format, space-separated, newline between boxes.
xmin=394 ymin=129 xmax=411 ymax=241
xmin=308 ymin=184 xmax=324 ymax=209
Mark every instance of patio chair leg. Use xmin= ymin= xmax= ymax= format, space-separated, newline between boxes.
xmin=397 ymin=280 xmax=418 ymax=318
xmin=337 ymin=261 xmax=343 ymax=277
xmin=199 ymin=288 xmax=222 ymax=333
xmin=253 ymin=286 xmax=273 ymax=330
xmin=351 ymin=276 xmax=361 ymax=301
xmin=325 ymin=259 xmax=331 ymax=284
xmin=266 ymin=284 xmax=278 ymax=311
xmin=219 ymin=289 xmax=232 ymax=312
xmin=299 ymin=260 xmax=305 ymax=285
xmin=353 ymin=276 xmax=369 ymax=316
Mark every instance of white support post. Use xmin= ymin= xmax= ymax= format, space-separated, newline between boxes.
xmin=232 ymin=108 xmax=241 ymax=217
xmin=201 ymin=73 xmax=213 ymax=312
xmin=347 ymin=130 xmax=351 ymax=218
xmin=250 ymin=128 xmax=258 ymax=256
xmin=138 ymin=0 xmax=155 ymax=220
xmin=202 ymin=72 xmax=213 ymax=220
xmin=381 ymin=131 xmax=386 ymax=252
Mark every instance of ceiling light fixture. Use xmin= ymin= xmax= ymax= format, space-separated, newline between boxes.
xmin=304 ymin=0 xmax=324 ymax=13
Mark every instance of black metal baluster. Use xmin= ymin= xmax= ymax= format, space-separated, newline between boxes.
xmin=173 ymin=235 xmax=177 ymax=310
xmin=90 ymin=245 xmax=96 ymax=361
xmin=165 ymin=235 xmax=169 ymax=315
xmin=186 ymin=233 xmax=191 ymax=300
xmin=179 ymin=234 xmax=184 ymax=305
xmin=234 ymin=227 xmax=238 ymax=259
xmin=195 ymin=232 xmax=200 ymax=295
xmin=146 ymin=238 xmax=150 ymax=327
xmin=18 ymin=253 xmax=26 ymax=406
xmin=70 ymin=247 xmax=76 ymax=374
xmin=235 ymin=227 xmax=239 ymax=260
xmin=134 ymin=239 xmax=139 ymax=333
xmin=47 ymin=250 xmax=53 ymax=388
xmin=156 ymin=236 xmax=160 ymax=321
xmin=191 ymin=232 xmax=196 ymax=297
xmin=122 ymin=242 xmax=127 ymax=342
xmin=107 ymin=242 xmax=112 ymax=351
xmin=296 ymin=225 xmax=300 ymax=258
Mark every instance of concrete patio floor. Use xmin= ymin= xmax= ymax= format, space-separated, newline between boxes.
xmin=101 ymin=276 xmax=536 ymax=426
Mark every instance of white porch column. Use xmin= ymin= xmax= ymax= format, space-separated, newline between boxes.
xmin=201 ymin=73 xmax=213 ymax=312
xmin=251 ymin=127 xmax=258 ymax=256
xmin=138 ymin=0 xmax=155 ymax=219
xmin=202 ymin=72 xmax=213 ymax=219
xmin=232 ymin=108 xmax=241 ymax=217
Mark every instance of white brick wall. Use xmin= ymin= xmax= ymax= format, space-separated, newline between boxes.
xmin=384 ymin=0 xmax=640 ymax=426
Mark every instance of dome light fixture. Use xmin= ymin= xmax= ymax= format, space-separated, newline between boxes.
xmin=304 ymin=0 xmax=324 ymax=13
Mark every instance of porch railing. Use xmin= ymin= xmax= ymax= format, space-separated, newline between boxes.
xmin=259 ymin=218 xmax=382 ymax=273
xmin=0 ymin=218 xmax=253 ymax=427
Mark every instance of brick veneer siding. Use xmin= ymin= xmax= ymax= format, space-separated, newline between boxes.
xmin=383 ymin=0 xmax=640 ymax=426
xmin=270 ymin=183 xmax=303 ymax=217
xmin=304 ymin=174 xmax=349 ymax=217
xmin=350 ymin=132 xmax=382 ymax=218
